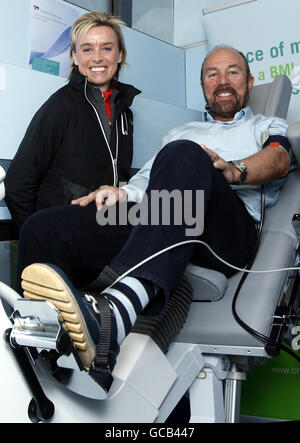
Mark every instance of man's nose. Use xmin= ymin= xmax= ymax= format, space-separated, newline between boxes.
xmin=218 ymin=73 xmax=228 ymax=84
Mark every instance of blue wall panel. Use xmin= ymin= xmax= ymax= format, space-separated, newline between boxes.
xmin=120 ymin=27 xmax=186 ymax=107
xmin=131 ymin=96 xmax=202 ymax=168
xmin=0 ymin=62 xmax=66 ymax=159
xmin=0 ymin=0 xmax=31 ymax=67
xmin=185 ymin=44 xmax=208 ymax=111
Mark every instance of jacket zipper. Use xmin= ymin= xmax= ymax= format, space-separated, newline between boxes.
xmin=84 ymin=78 xmax=118 ymax=186
xmin=114 ymin=119 xmax=119 ymax=185
xmin=121 ymin=111 xmax=128 ymax=135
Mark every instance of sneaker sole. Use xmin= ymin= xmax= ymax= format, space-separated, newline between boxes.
xmin=21 ymin=263 xmax=95 ymax=370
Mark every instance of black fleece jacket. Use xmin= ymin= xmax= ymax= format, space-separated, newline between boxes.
xmin=5 ymin=71 xmax=140 ymax=230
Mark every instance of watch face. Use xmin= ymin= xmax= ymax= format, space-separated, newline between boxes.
xmin=232 ymin=160 xmax=247 ymax=184
xmin=232 ymin=161 xmax=240 ymax=171
xmin=235 ymin=160 xmax=246 ymax=171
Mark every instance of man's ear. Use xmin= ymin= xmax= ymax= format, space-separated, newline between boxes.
xmin=248 ymin=74 xmax=255 ymax=92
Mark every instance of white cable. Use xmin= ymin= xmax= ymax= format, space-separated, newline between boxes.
xmin=108 ymin=239 xmax=300 ymax=289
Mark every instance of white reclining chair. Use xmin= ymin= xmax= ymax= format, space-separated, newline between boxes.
xmin=0 ymin=75 xmax=299 ymax=423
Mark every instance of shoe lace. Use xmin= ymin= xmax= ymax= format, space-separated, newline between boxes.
xmin=84 ymin=294 xmax=100 ymax=314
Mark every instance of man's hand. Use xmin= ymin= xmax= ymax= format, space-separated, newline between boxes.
xmin=200 ymin=144 xmax=237 ymax=183
xmin=72 ymin=185 xmax=128 ymax=211
xmin=200 ymin=142 xmax=290 ymax=185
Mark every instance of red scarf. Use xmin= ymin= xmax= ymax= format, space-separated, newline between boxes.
xmin=103 ymin=88 xmax=113 ymax=121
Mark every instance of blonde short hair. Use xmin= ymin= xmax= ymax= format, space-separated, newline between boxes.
xmin=70 ymin=11 xmax=127 ymax=79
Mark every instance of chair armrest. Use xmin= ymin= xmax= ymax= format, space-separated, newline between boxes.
xmin=286 ymin=121 xmax=300 ymax=165
xmin=287 ymin=121 xmax=300 ymax=166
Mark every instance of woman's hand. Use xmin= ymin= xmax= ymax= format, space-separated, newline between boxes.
xmin=72 ymin=185 xmax=128 ymax=210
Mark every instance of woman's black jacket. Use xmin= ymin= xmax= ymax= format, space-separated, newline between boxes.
xmin=4 ymin=71 xmax=141 ymax=230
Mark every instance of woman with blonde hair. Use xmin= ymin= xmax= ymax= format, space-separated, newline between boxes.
xmin=5 ymin=12 xmax=140 ymax=230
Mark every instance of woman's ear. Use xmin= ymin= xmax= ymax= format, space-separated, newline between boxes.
xmin=118 ymin=50 xmax=123 ymax=65
xmin=72 ymin=50 xmax=78 ymax=66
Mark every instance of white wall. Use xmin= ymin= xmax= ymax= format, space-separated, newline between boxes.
xmin=63 ymin=0 xmax=110 ymax=12
xmin=185 ymin=44 xmax=207 ymax=112
xmin=120 ymin=26 xmax=186 ymax=107
xmin=131 ymin=0 xmax=244 ymax=47
xmin=173 ymin=0 xmax=228 ymax=47
xmin=132 ymin=0 xmax=174 ymax=45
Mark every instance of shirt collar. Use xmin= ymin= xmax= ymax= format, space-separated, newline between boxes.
xmin=203 ymin=106 xmax=253 ymax=123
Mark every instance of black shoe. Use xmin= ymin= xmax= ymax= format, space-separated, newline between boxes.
xmin=21 ymin=263 xmax=119 ymax=397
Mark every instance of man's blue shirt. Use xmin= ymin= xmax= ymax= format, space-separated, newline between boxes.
xmin=123 ymin=106 xmax=289 ymax=222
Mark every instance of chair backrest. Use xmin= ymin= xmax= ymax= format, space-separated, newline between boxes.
xmin=248 ymin=74 xmax=292 ymax=119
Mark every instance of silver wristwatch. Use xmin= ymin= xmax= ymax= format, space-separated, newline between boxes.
xmin=231 ymin=160 xmax=248 ymax=185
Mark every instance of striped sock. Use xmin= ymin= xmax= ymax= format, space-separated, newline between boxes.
xmin=101 ymin=276 xmax=158 ymax=344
